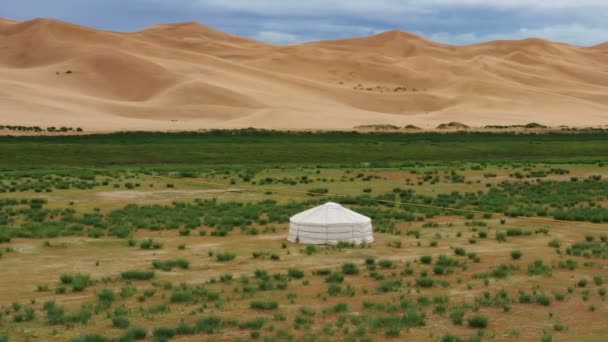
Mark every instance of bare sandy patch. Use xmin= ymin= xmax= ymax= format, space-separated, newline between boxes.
xmin=97 ymin=188 xmax=243 ymax=201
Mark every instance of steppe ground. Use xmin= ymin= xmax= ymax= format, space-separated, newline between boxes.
xmin=0 ymin=131 xmax=607 ymax=342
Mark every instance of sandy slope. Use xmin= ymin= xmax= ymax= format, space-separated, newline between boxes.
xmin=0 ymin=18 xmax=607 ymax=131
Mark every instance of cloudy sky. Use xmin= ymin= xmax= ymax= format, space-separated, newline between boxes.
xmin=2 ymin=0 xmax=607 ymax=46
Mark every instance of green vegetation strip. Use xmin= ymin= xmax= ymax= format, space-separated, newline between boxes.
xmin=1 ymin=131 xmax=608 ymax=168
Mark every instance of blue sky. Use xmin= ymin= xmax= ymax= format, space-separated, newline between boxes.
xmin=2 ymin=0 xmax=607 ymax=46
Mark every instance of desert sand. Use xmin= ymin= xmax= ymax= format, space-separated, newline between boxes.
xmin=0 ymin=18 xmax=607 ymax=131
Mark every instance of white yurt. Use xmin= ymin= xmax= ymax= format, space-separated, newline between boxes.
xmin=287 ymin=202 xmax=374 ymax=245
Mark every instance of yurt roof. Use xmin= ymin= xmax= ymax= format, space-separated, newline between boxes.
xmin=290 ymin=202 xmax=371 ymax=227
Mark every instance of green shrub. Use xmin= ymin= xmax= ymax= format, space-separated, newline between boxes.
xmin=219 ymin=273 xmax=233 ymax=282
xmin=215 ymin=252 xmax=236 ymax=262
xmin=528 ymin=260 xmax=552 ymax=276
xmin=139 ymin=239 xmax=163 ymax=250
xmin=121 ymin=270 xmax=155 ymax=281
xmin=332 ymin=303 xmax=349 ymax=313
xmin=453 ymin=247 xmax=466 ymax=256
xmin=121 ymin=327 xmax=147 ymax=340
xmin=506 ymin=228 xmax=529 ymax=236
xmin=420 ymin=256 xmax=432 ymax=264
xmin=239 ymin=317 xmax=265 ymax=330
xmin=495 ymin=232 xmax=507 ymax=242
xmin=250 ymin=300 xmax=278 ymax=310
xmin=60 ymin=273 xmax=90 ymax=291
xmin=112 ymin=315 xmax=130 ymax=329
xmin=416 ymin=278 xmax=435 ymax=288
xmin=336 ymin=241 xmax=356 ymax=249
xmin=511 ymin=250 xmax=523 ymax=260
xmin=288 ymin=268 xmax=304 ymax=279
xmin=196 ymin=316 xmax=223 ymax=334
xmin=450 ymin=307 xmax=466 ymax=325
xmin=327 ymin=283 xmax=342 ymax=296
xmin=519 ymin=292 xmax=534 ymax=304
xmin=97 ymin=289 xmax=115 ymax=303
xmin=553 ymin=322 xmax=567 ymax=332
xmin=152 ymin=259 xmax=189 ymax=271
xmin=60 ymin=274 xmax=74 ymax=284
xmin=378 ymin=260 xmax=394 ymax=269
xmin=153 ymin=327 xmax=176 ymax=340
xmin=170 ymin=290 xmax=194 ymax=303
xmin=536 ymin=294 xmax=552 ymax=306
xmin=325 ymin=272 xmax=344 ymax=283
xmin=175 ymin=322 xmax=196 ymax=335
xmin=558 ymin=259 xmax=577 ymax=270
xmin=441 ymin=334 xmax=481 ymax=342
xmin=305 ymin=245 xmax=317 ymax=255
xmin=71 ymin=274 xmax=91 ymax=292
xmin=378 ymin=280 xmax=402 ymax=293
xmin=490 ymin=264 xmax=514 ymax=278
xmin=342 ymin=263 xmax=360 ymax=275
xmin=308 ymin=188 xmax=329 ymax=196
xmin=593 ymin=276 xmax=603 ymax=286
xmin=467 ymin=315 xmax=488 ymax=328
xmin=72 ymin=334 xmax=110 ymax=342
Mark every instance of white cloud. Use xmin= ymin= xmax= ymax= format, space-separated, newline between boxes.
xmin=429 ymin=24 xmax=608 ymax=46
xmin=133 ymin=0 xmax=608 ymax=45
xmin=254 ymin=31 xmax=300 ymax=44
xmin=177 ymin=0 xmax=608 ymax=16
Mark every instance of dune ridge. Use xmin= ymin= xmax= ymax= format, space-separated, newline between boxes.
xmin=0 ymin=17 xmax=607 ymax=131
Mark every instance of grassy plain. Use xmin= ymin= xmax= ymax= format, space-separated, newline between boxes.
xmin=0 ymin=131 xmax=607 ymax=342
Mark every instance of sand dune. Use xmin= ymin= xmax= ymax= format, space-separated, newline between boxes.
xmin=0 ymin=18 xmax=607 ymax=131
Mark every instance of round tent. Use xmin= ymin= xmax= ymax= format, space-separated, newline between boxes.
xmin=287 ymin=202 xmax=373 ymax=245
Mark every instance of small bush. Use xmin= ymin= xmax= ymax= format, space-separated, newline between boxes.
xmin=239 ymin=317 xmax=266 ymax=330
xmin=420 ymin=256 xmax=432 ymax=264
xmin=536 ymin=294 xmax=552 ymax=306
xmin=416 ymin=278 xmax=435 ymax=288
xmin=305 ymin=245 xmax=317 ymax=255
xmin=251 ymin=300 xmax=278 ymax=310
xmin=170 ymin=290 xmax=194 ymax=303
xmin=112 ymin=315 xmax=130 ymax=329
xmin=450 ymin=307 xmax=466 ymax=325
xmin=378 ymin=280 xmax=402 ymax=293
xmin=558 ymin=259 xmax=577 ymax=270
xmin=139 ymin=239 xmax=163 ymax=250
xmin=496 ymin=232 xmax=507 ymax=242
xmin=528 ymin=260 xmax=552 ymax=276
xmin=196 ymin=316 xmax=223 ymax=334
xmin=121 ymin=270 xmax=155 ymax=281
xmin=216 ymin=252 xmax=236 ymax=262
xmin=97 ymin=289 xmax=115 ymax=303
xmin=325 ymin=272 xmax=344 ymax=283
xmin=153 ymin=327 xmax=176 ymax=340
xmin=288 ymin=268 xmax=304 ymax=279
xmin=511 ymin=250 xmax=523 ymax=260
xmin=71 ymin=274 xmax=91 ymax=292
xmin=342 ymin=263 xmax=360 ymax=275
xmin=378 ymin=260 xmax=394 ymax=269
xmin=467 ymin=315 xmax=488 ymax=328
xmin=121 ymin=327 xmax=147 ymax=340
xmin=593 ymin=276 xmax=603 ymax=286
xmin=152 ymin=259 xmax=189 ymax=271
